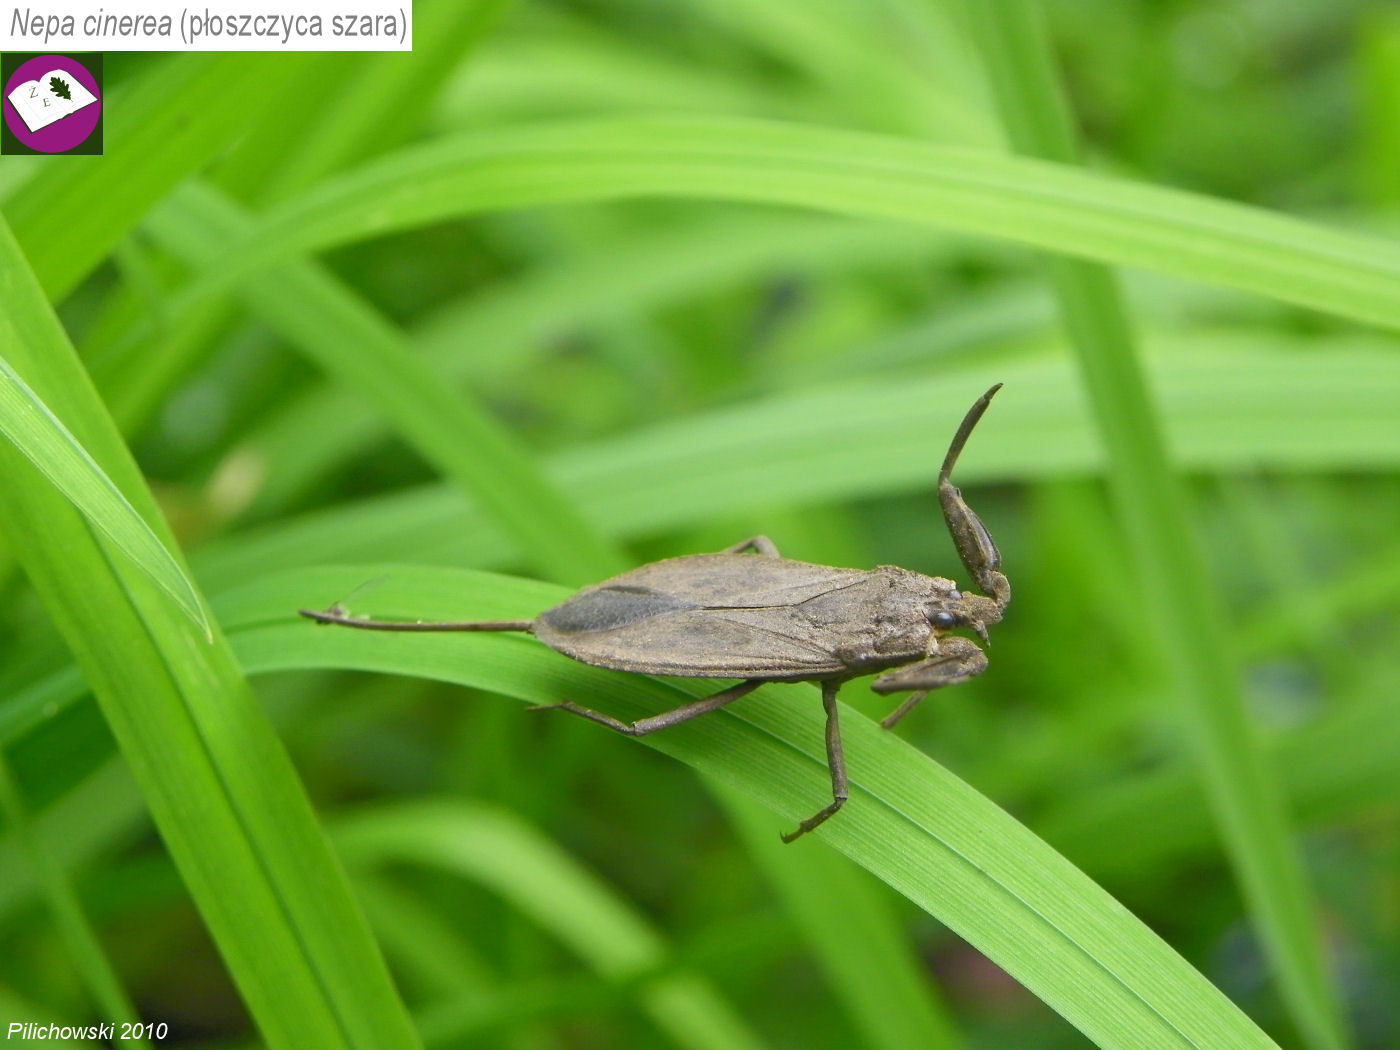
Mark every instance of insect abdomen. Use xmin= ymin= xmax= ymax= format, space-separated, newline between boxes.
xmin=538 ymin=586 xmax=701 ymax=634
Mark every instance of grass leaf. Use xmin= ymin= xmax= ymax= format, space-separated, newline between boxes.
xmin=962 ymin=6 xmax=1349 ymax=1048
xmin=333 ymin=800 xmax=771 ymax=1050
xmin=225 ymin=563 xmax=1282 ymax=1050
xmin=143 ymin=181 xmax=626 ymax=586
xmin=204 ymin=116 xmax=1400 ymax=333
xmin=0 ymin=349 xmax=206 ymax=635
xmin=5 ymin=52 xmax=305 ymax=301
xmin=0 ymin=217 xmax=419 ymax=1049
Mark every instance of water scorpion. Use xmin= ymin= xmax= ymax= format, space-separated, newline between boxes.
xmin=303 ymin=385 xmax=1010 ymax=841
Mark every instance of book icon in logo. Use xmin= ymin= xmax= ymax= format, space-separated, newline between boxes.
xmin=6 ymin=70 xmax=98 ymax=134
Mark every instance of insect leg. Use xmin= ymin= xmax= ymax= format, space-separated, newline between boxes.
xmin=300 ymin=606 xmax=534 ymax=633
xmin=939 ymin=385 xmax=1011 ymax=608
xmin=530 ymin=678 xmax=763 ymax=735
xmin=781 ymin=679 xmax=849 ymax=843
xmin=878 ymin=691 xmax=930 ymax=730
xmin=869 ymin=636 xmax=989 ymax=728
xmin=720 ymin=535 xmax=781 ymax=557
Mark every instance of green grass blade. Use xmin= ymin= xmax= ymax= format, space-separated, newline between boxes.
xmin=678 ymin=0 xmax=989 ymax=140
xmin=0 ymin=348 xmax=206 ymax=634
xmin=0 ymin=986 xmax=88 ymax=1049
xmin=202 ymin=116 xmax=1400 ymax=332
xmin=0 ymin=759 xmax=138 ymax=924
xmin=1356 ymin=8 xmax=1400 ymax=208
xmin=0 ymin=217 xmax=419 ymax=1049
xmin=9 ymin=345 xmax=1394 ymax=747
xmin=963 ymin=7 xmax=1349 ymax=1049
xmin=4 ymin=52 xmax=303 ymax=301
xmin=222 ymin=563 xmax=1282 ymax=1050
xmin=1039 ymin=690 xmax=1400 ymax=880
xmin=239 ymin=212 xmax=954 ymax=517
xmin=0 ymin=753 xmax=146 ymax=1045
xmin=143 ymin=181 xmax=625 ymax=586
xmin=715 ymin=786 xmax=963 ymax=1050
xmin=217 ymin=0 xmax=510 ymax=203
xmin=189 ymin=347 xmax=1400 ymax=594
xmin=333 ymin=800 xmax=772 ymax=1050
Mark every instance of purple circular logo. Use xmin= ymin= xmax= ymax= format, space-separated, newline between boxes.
xmin=3 ymin=54 xmax=101 ymax=153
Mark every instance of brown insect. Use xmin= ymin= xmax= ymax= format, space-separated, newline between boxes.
xmin=303 ymin=385 xmax=1009 ymax=841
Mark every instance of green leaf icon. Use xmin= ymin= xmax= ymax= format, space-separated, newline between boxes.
xmin=49 ymin=76 xmax=72 ymax=100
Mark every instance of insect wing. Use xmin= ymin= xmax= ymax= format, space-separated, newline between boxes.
xmin=534 ymin=554 xmax=866 ymax=677
xmin=582 ymin=553 xmax=871 ymax=607
xmin=536 ymin=605 xmax=848 ymax=677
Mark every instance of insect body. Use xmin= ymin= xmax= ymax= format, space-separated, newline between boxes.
xmin=302 ymin=385 xmax=1009 ymax=841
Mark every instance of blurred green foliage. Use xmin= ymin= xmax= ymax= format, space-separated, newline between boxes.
xmin=0 ymin=1 xmax=1397 ymax=1048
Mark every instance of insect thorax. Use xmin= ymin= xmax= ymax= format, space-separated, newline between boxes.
xmin=796 ymin=566 xmax=957 ymax=670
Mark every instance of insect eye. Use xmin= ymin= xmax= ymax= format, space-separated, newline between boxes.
xmin=929 ymin=610 xmax=958 ymax=630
